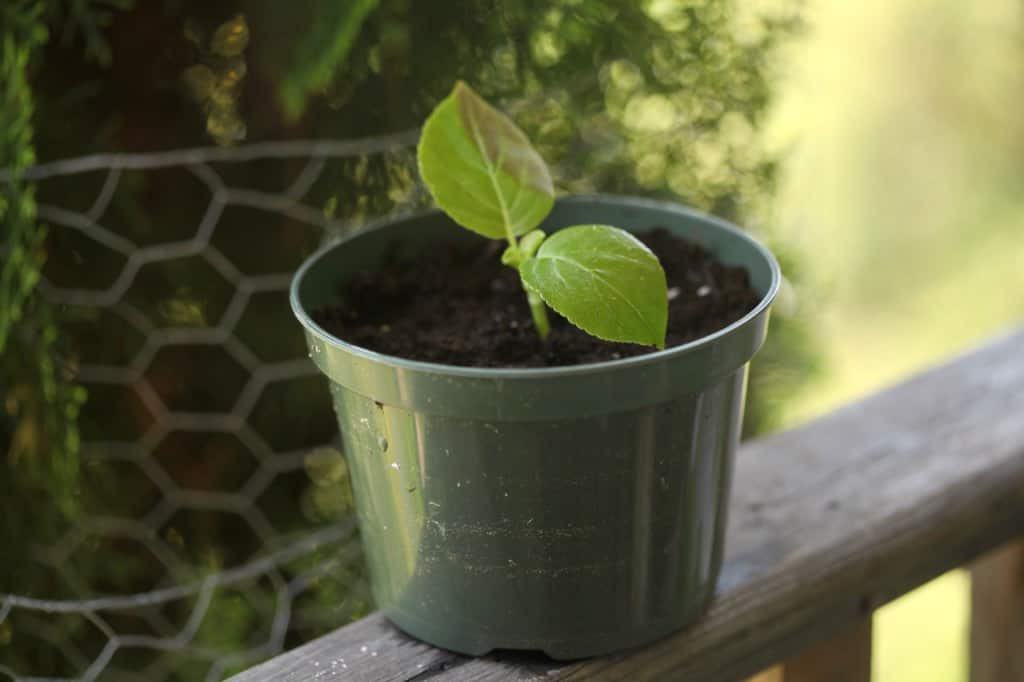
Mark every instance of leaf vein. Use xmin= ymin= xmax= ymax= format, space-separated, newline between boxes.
xmin=541 ymin=254 xmax=654 ymax=331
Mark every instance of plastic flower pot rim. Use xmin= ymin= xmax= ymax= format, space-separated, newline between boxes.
xmin=290 ymin=193 xmax=781 ymax=379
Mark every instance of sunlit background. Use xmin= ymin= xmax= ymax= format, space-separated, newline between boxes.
xmin=1 ymin=0 xmax=1020 ymax=679
xmin=772 ymin=0 xmax=1022 ymax=679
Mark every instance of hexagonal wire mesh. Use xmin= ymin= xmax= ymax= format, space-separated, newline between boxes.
xmin=0 ymin=131 xmax=428 ymax=681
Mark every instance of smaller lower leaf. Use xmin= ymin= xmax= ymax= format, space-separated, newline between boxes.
xmin=519 ymin=225 xmax=668 ymax=348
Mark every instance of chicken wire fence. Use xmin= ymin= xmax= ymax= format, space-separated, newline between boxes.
xmin=0 ymin=130 xmax=428 ymax=681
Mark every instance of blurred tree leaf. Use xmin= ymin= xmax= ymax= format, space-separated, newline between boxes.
xmin=47 ymin=0 xmax=135 ymax=66
xmin=269 ymin=0 xmax=380 ymax=121
xmin=211 ymin=13 xmax=249 ymax=57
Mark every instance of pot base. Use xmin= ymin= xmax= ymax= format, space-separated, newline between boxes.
xmin=383 ymin=588 xmax=714 ymax=660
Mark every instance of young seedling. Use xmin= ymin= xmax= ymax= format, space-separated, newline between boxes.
xmin=417 ymin=81 xmax=668 ymax=348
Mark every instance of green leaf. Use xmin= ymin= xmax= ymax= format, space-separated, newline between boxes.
xmin=418 ymin=81 xmax=554 ymax=240
xmin=269 ymin=0 xmax=380 ymax=121
xmin=519 ymin=225 xmax=668 ymax=348
xmin=210 ymin=14 xmax=249 ymax=57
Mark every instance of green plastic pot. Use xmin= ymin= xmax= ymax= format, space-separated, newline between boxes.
xmin=291 ymin=195 xmax=780 ymax=659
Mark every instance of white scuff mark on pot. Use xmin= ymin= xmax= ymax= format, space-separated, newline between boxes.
xmin=696 ymin=284 xmax=713 ymax=297
xmin=484 ymin=423 xmax=500 ymax=434
xmin=667 ymin=286 xmax=681 ymax=301
xmin=360 ymin=645 xmax=367 ymax=653
xmin=429 ymin=501 xmax=441 ymax=508
xmin=390 ymin=461 xmax=400 ymax=470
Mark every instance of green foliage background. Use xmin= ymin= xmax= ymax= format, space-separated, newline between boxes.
xmin=0 ymin=0 xmax=89 ymax=600
xmin=1 ymin=1 xmax=819 ymax=678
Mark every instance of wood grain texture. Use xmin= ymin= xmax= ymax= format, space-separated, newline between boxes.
xmin=780 ymin=618 xmax=871 ymax=682
xmin=231 ymin=328 xmax=1024 ymax=682
xmin=970 ymin=540 xmax=1024 ymax=682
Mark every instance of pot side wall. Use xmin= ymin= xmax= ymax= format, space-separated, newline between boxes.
xmin=291 ymin=196 xmax=780 ymax=658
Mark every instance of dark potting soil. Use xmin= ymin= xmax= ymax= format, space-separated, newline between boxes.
xmin=312 ymin=229 xmax=762 ymax=368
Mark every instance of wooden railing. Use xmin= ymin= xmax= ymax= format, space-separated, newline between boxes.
xmin=231 ymin=328 xmax=1024 ymax=681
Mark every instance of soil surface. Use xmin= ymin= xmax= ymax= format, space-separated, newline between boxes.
xmin=312 ymin=229 xmax=762 ymax=368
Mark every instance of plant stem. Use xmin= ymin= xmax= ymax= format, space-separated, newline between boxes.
xmin=486 ymin=142 xmax=551 ymax=344
xmin=499 ymin=219 xmax=551 ymax=342
xmin=503 ymin=235 xmax=551 ymax=343
xmin=525 ymin=286 xmax=551 ymax=340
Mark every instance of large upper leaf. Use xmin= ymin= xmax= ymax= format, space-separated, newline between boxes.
xmin=417 ymin=81 xmax=554 ymax=239
xmin=519 ymin=225 xmax=668 ymax=348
